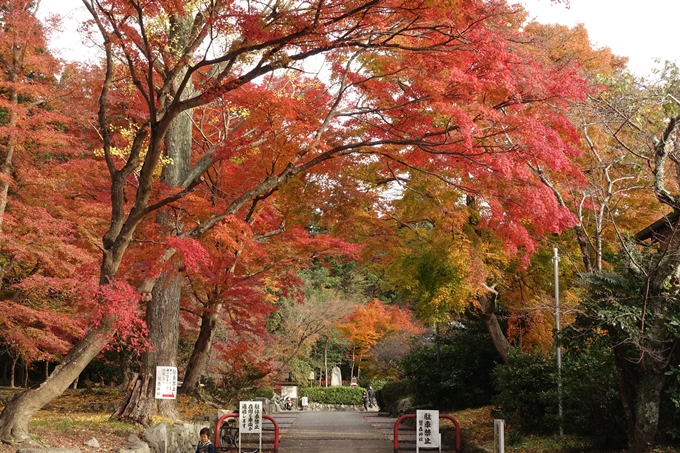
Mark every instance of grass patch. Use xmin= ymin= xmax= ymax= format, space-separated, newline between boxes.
xmin=503 ymin=434 xmax=595 ymax=452
xmin=446 ymin=406 xmax=640 ymax=452
xmin=29 ymin=413 xmax=137 ymax=436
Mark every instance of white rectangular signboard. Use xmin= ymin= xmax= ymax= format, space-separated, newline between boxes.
xmin=416 ymin=410 xmax=440 ymax=449
xmin=494 ymin=419 xmax=505 ymax=453
xmin=280 ymin=385 xmax=298 ymax=399
xmin=154 ymin=366 xmax=177 ymax=399
xmin=239 ymin=401 xmax=263 ymax=434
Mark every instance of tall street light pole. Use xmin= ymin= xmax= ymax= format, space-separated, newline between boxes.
xmin=553 ymin=247 xmax=563 ymax=436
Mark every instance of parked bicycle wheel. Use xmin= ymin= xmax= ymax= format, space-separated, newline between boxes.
xmin=219 ymin=417 xmax=239 ymax=451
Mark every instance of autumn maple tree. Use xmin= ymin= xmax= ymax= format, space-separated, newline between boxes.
xmin=0 ymin=0 xmax=592 ymax=442
xmin=337 ymin=299 xmax=423 ymax=379
xmin=179 ymin=220 xmax=358 ymax=393
xmin=520 ymin=24 xmax=680 ymax=451
xmin=0 ymin=0 xmax=105 ymax=394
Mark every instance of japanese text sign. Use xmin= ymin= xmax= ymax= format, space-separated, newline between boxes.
xmin=154 ymin=366 xmax=177 ymax=399
xmin=239 ymin=401 xmax=262 ymax=434
xmin=416 ymin=410 xmax=440 ymax=448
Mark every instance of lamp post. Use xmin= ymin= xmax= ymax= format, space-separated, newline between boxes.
xmin=553 ymin=248 xmax=563 ymax=436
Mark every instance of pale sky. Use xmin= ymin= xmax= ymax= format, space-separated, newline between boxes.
xmin=518 ymin=0 xmax=679 ymax=77
xmin=39 ymin=0 xmax=679 ymax=78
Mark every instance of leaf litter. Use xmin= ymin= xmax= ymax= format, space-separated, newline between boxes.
xmin=0 ymin=387 xmax=216 ymax=453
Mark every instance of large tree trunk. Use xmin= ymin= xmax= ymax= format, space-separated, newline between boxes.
xmin=180 ymin=306 xmax=220 ymax=395
xmin=628 ymin=304 xmax=673 ymax=451
xmin=132 ymin=110 xmax=192 ymax=419
xmin=122 ymin=10 xmax=195 ymax=419
xmin=122 ymin=26 xmax=194 ymax=418
xmin=478 ymin=285 xmax=512 ymax=363
xmin=141 ymin=273 xmax=183 ymax=421
xmin=111 ymin=373 xmax=155 ymax=427
xmin=626 ymin=228 xmax=679 ymax=452
xmin=110 ymin=271 xmax=183 ymax=425
xmin=0 ymin=319 xmax=114 ymax=443
xmin=612 ymin=339 xmax=637 ymax=445
xmin=118 ymin=133 xmax=190 ymax=423
xmin=630 ymin=372 xmax=665 ymax=453
xmin=110 ymin=98 xmax=192 ymax=423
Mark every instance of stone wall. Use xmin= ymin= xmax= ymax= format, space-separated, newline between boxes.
xmin=141 ymin=422 xmax=210 ymax=453
xmin=103 ymin=422 xmax=207 ymax=453
xmin=298 ymin=402 xmax=363 ymax=411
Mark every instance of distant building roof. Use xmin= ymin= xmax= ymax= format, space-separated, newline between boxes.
xmin=635 ymin=210 xmax=680 ymax=243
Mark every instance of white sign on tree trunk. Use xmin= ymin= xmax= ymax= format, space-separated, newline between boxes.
xmin=416 ymin=410 xmax=440 ymax=450
xmin=155 ymin=366 xmax=178 ymax=399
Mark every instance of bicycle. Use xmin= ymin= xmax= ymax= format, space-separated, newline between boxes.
xmin=218 ymin=416 xmax=260 ymax=453
xmin=219 ymin=417 xmax=240 ymax=450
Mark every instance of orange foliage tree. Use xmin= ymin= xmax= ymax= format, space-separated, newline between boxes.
xmin=368 ymin=21 xmax=640 ymax=365
xmin=337 ymin=299 xmax=423 ymax=379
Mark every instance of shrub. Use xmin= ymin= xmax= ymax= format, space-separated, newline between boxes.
xmin=377 ymin=379 xmax=413 ymax=409
xmin=300 ymin=386 xmax=365 ymax=405
xmin=492 ymin=350 xmax=557 ymax=434
xmin=399 ymin=322 xmax=499 ymax=410
xmin=661 ymin=363 xmax=680 ymax=442
xmin=248 ymin=388 xmax=275 ymax=399
xmin=560 ymin=347 xmax=626 ymax=448
xmin=493 ymin=346 xmax=627 ymax=448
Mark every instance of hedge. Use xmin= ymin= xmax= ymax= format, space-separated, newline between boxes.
xmin=299 ymin=386 xmax=366 ymax=405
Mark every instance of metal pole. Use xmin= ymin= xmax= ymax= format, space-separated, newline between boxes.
xmin=553 ymin=248 xmax=563 ymax=436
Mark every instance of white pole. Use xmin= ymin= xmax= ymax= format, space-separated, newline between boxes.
xmin=494 ymin=419 xmax=505 ymax=453
xmin=553 ymin=248 xmax=563 ymax=436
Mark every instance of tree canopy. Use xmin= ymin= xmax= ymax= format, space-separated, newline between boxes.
xmin=6 ymin=1 xmax=679 ymax=451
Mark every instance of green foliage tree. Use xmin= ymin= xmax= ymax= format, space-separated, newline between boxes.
xmin=575 ymin=242 xmax=680 ymax=449
xmin=556 ymin=63 xmax=680 ymax=451
xmin=376 ymin=379 xmax=413 ymax=411
xmin=399 ymin=321 xmax=499 ymax=410
xmin=661 ymin=362 xmax=680 ymax=442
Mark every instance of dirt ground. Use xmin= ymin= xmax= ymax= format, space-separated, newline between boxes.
xmin=0 ymin=386 xmax=217 ymax=453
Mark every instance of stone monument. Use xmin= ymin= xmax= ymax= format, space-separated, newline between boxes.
xmin=330 ymin=366 xmax=342 ymax=386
